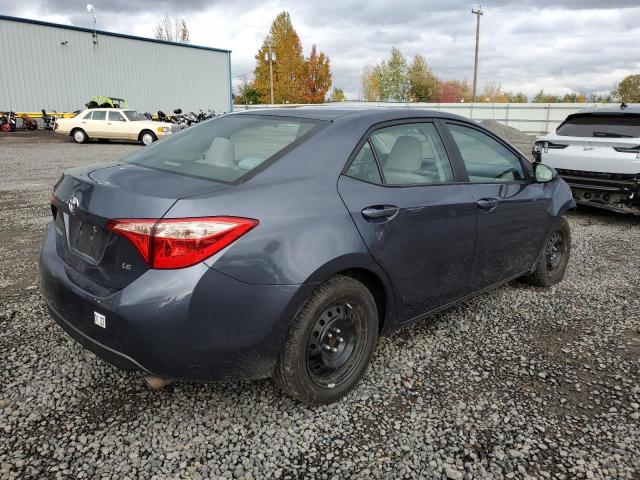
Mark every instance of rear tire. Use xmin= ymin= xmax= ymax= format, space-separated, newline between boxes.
xmin=523 ymin=216 xmax=571 ymax=287
xmin=140 ymin=130 xmax=157 ymax=146
xmin=274 ymin=275 xmax=378 ymax=405
xmin=71 ymin=128 xmax=87 ymax=144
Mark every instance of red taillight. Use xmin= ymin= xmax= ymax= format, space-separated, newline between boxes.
xmin=106 ymin=217 xmax=258 ymax=269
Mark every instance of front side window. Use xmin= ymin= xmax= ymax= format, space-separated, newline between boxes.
xmin=108 ymin=111 xmax=126 ymax=122
xmin=447 ymin=124 xmax=525 ymax=183
xmin=556 ymin=114 xmax=640 ymax=138
xmin=124 ymin=110 xmax=148 ymax=121
xmin=91 ymin=111 xmax=106 ymax=121
xmin=126 ymin=115 xmax=321 ymax=183
xmin=369 ymin=123 xmax=454 ymax=185
xmin=81 ymin=111 xmax=93 ymax=119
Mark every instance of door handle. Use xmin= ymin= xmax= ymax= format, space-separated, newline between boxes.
xmin=361 ymin=205 xmax=399 ymax=221
xmin=476 ymin=198 xmax=499 ymax=213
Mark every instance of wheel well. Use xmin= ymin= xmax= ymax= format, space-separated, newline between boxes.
xmin=337 ymin=268 xmax=387 ymax=333
xmin=138 ymin=129 xmax=155 ymax=141
xmin=70 ymin=127 xmax=84 ymax=136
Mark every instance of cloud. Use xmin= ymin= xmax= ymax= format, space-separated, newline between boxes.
xmin=2 ymin=0 xmax=639 ymax=99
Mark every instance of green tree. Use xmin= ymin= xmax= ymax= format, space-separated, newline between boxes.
xmin=234 ymin=81 xmax=260 ymax=105
xmin=253 ymin=12 xmax=306 ymax=103
xmin=588 ymin=92 xmax=613 ymax=103
xmin=533 ymin=90 xmax=561 ymax=103
xmin=380 ymin=47 xmax=410 ymax=101
xmin=330 ymin=87 xmax=346 ymax=102
xmin=302 ymin=45 xmax=332 ymax=103
xmin=507 ymin=92 xmax=528 ymax=103
xmin=613 ymin=74 xmax=640 ymax=103
xmin=408 ymin=54 xmax=438 ymax=102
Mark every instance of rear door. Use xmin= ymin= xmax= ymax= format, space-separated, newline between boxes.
xmin=337 ymin=121 xmax=477 ymax=322
xmin=106 ymin=110 xmax=131 ymax=140
xmin=442 ymin=121 xmax=548 ymax=290
xmin=85 ymin=110 xmax=108 ymax=138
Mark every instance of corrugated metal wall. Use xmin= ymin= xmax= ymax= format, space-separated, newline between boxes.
xmin=0 ymin=17 xmax=231 ymax=114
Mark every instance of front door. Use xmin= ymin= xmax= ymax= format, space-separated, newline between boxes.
xmin=337 ymin=121 xmax=477 ymax=322
xmin=442 ymin=122 xmax=549 ymax=290
xmin=106 ymin=110 xmax=131 ymax=140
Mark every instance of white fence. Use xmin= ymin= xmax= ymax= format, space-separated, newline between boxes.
xmin=233 ymin=102 xmax=630 ymax=135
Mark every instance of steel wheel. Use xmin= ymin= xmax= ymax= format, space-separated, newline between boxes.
xmin=306 ymin=302 xmax=367 ymax=388
xmin=546 ymin=230 xmax=566 ymax=273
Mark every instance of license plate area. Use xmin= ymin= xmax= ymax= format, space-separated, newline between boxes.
xmin=67 ymin=216 xmax=110 ymax=263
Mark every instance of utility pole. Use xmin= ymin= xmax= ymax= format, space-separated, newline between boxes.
xmin=265 ymin=38 xmax=276 ymax=105
xmin=471 ymin=6 xmax=483 ymax=103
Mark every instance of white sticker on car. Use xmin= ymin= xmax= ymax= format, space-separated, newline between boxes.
xmin=94 ymin=312 xmax=106 ymax=328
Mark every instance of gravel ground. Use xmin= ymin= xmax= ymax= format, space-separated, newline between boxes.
xmin=1 ymin=131 xmax=639 ymax=479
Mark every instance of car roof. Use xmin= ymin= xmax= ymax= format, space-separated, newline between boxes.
xmin=573 ymin=105 xmax=640 ymax=116
xmin=231 ymin=106 xmax=469 ymax=122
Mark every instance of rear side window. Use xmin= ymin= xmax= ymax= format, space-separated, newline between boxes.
xmin=556 ymin=114 xmax=640 ymax=138
xmin=346 ymin=141 xmax=382 ymax=184
xmin=126 ymin=115 xmax=321 ymax=183
xmin=447 ymin=124 xmax=526 ymax=183
xmin=369 ymin=123 xmax=454 ymax=185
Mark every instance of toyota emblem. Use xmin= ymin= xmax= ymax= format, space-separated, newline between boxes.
xmin=68 ymin=195 xmax=80 ymax=214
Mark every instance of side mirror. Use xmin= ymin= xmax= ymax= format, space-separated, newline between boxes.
xmin=534 ymin=163 xmax=557 ymax=183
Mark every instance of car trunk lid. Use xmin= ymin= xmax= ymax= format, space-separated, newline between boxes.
xmin=52 ymin=163 xmax=229 ymax=290
xmin=542 ymin=135 xmax=640 ymax=175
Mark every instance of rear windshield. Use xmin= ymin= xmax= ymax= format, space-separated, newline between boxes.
xmin=556 ymin=114 xmax=640 ymax=138
xmin=126 ymin=115 xmax=321 ymax=183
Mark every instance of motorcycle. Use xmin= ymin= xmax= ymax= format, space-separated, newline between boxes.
xmin=0 ymin=111 xmax=16 ymax=132
xmin=21 ymin=114 xmax=38 ymax=130
xmin=41 ymin=110 xmax=56 ymax=130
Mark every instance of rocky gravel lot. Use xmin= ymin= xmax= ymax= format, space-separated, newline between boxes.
xmin=1 ymin=131 xmax=639 ymax=479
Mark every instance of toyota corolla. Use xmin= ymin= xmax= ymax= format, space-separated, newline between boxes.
xmin=40 ymin=108 xmax=575 ymax=404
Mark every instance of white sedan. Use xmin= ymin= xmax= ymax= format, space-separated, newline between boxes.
xmin=55 ymin=108 xmax=178 ymax=145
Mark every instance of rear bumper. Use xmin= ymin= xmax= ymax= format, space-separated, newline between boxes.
xmin=556 ymin=169 xmax=640 ymax=214
xmin=39 ymin=223 xmax=310 ymax=382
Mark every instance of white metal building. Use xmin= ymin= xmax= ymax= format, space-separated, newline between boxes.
xmin=0 ymin=15 xmax=232 ymax=114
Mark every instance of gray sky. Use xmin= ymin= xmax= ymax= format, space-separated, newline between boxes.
xmin=2 ymin=1 xmax=639 ymax=99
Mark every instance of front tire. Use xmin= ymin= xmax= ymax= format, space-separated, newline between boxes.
xmin=140 ymin=130 xmax=157 ymax=146
xmin=523 ymin=216 xmax=571 ymax=287
xmin=71 ymin=128 xmax=87 ymax=144
xmin=274 ymin=275 xmax=379 ymax=405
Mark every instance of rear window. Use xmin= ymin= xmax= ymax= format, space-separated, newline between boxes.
xmin=126 ymin=115 xmax=321 ymax=183
xmin=556 ymin=114 xmax=640 ymax=138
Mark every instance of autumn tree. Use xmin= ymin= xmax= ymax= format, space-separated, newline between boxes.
xmin=154 ymin=14 xmax=190 ymax=43
xmin=408 ymin=55 xmax=439 ymax=102
xmin=436 ymin=79 xmax=471 ymax=103
xmin=613 ymin=74 xmax=640 ymax=103
xmin=361 ymin=64 xmax=382 ymax=101
xmin=253 ymin=12 xmax=332 ymax=104
xmin=480 ymin=82 xmax=528 ymax=103
xmin=302 ymin=45 xmax=332 ymax=103
xmin=331 ymin=88 xmax=346 ymax=102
